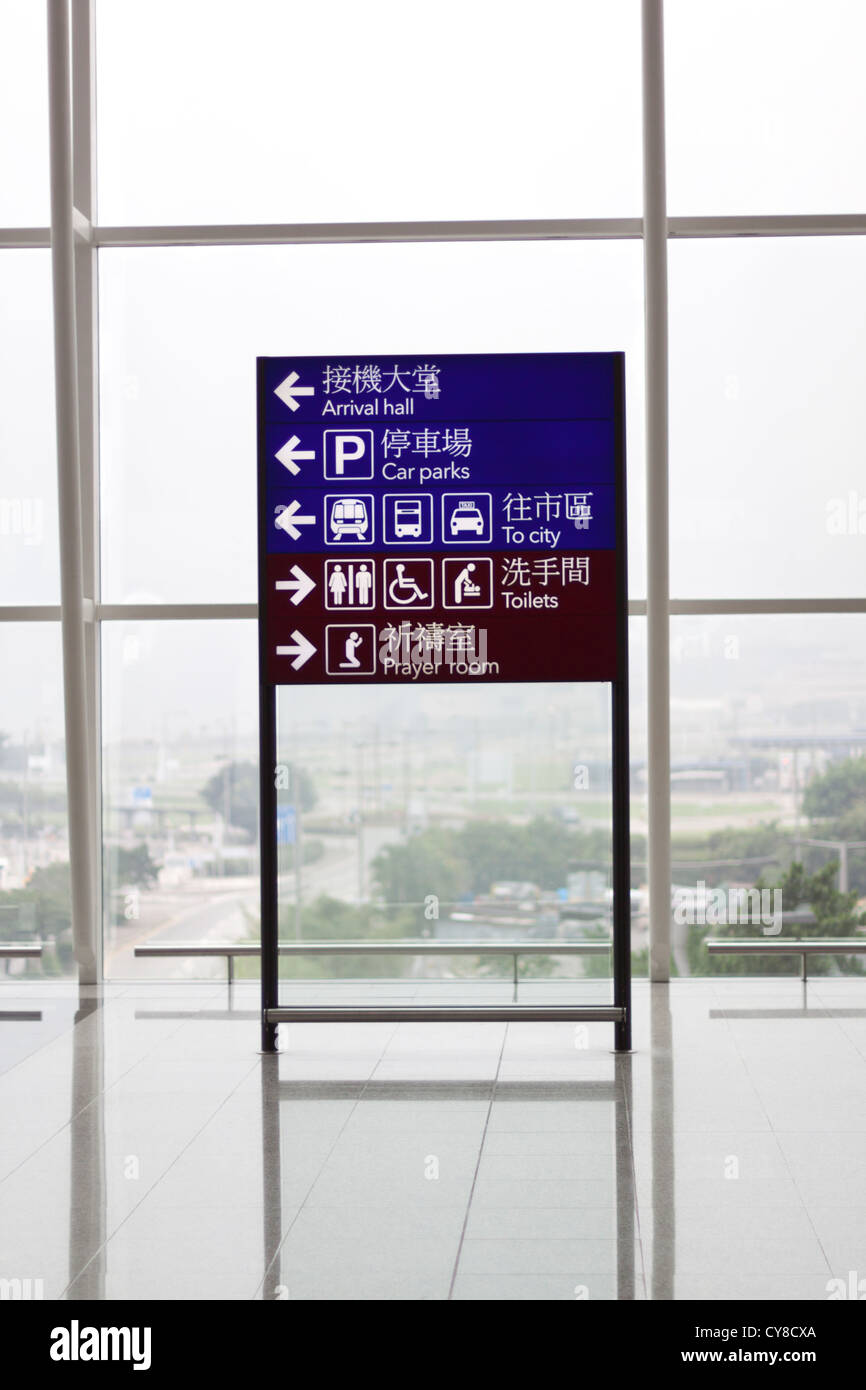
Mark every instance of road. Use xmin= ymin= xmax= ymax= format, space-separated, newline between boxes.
xmin=107 ymin=826 xmax=403 ymax=979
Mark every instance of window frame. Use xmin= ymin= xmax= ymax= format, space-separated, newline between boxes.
xmin=3 ymin=0 xmax=866 ymax=981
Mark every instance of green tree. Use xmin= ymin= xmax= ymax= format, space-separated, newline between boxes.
xmin=762 ymin=860 xmax=864 ymax=936
xmin=796 ymin=757 xmax=866 ymax=894
xmin=0 ymin=862 xmax=73 ymax=972
xmin=372 ymin=816 xmax=626 ymax=907
xmin=687 ymin=860 xmax=866 ymax=976
xmin=671 ymin=821 xmax=789 ymax=887
xmin=237 ymin=893 xmax=412 ymax=980
xmin=459 ymin=818 xmax=579 ymax=894
xmin=201 ymin=760 xmax=316 ymax=840
xmin=106 ymin=843 xmax=160 ymax=888
xmin=803 ymin=756 xmax=866 ymax=819
xmin=372 ymin=828 xmax=468 ymax=907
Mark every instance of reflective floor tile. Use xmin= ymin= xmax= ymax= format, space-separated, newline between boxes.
xmin=452 ymin=1273 xmax=639 ymax=1300
xmin=458 ymin=1238 xmax=631 ymax=1275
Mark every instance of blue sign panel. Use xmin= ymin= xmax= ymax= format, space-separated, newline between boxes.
xmin=263 ymin=355 xmax=616 ymax=423
xmin=276 ymin=804 xmax=296 ymax=846
xmin=258 ymin=353 xmax=625 ymax=685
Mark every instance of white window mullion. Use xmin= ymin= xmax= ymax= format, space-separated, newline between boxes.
xmin=642 ymin=0 xmax=672 ymax=984
xmin=47 ymin=0 xmax=98 ymax=983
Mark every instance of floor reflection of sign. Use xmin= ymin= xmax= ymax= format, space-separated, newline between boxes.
xmin=442 ymin=557 xmax=493 ymax=609
xmin=325 ymin=624 xmax=377 ymax=675
xmin=442 ymin=493 xmax=492 ymax=543
xmin=383 ymin=494 xmax=433 ymax=544
xmin=324 ymin=559 xmax=375 ymax=609
xmin=325 ymin=494 xmax=374 ymax=544
xmin=383 ymin=558 xmax=434 ymax=610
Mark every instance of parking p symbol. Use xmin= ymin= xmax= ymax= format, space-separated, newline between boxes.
xmin=324 ymin=429 xmax=375 ymax=480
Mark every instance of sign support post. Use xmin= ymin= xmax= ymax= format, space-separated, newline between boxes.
xmin=258 ymin=362 xmax=280 ymax=1053
xmin=612 ymin=356 xmax=632 ymax=1052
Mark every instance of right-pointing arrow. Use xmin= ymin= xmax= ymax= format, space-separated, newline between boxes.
xmin=274 ymin=371 xmax=315 ymax=412
xmin=276 ymin=629 xmax=317 ymax=670
xmin=275 ymin=435 xmax=315 ymax=476
xmin=275 ymin=565 xmax=316 ymax=606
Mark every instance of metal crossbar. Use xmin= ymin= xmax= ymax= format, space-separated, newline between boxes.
xmin=135 ymin=938 xmax=611 ymax=991
xmin=707 ymin=937 xmax=866 ymax=981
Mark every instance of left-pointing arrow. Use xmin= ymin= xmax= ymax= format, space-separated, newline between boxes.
xmin=275 ymin=435 xmax=315 ymax=476
xmin=275 ymin=565 xmax=316 ymax=606
xmin=274 ymin=371 xmax=315 ymax=412
xmin=274 ymin=500 xmax=316 ymax=541
xmin=276 ymin=630 xmax=317 ymax=670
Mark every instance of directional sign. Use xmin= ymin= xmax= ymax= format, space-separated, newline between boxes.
xmin=274 ymin=629 xmax=316 ymax=670
xmin=274 ymin=564 xmax=316 ymax=605
xmin=274 ymin=499 xmax=316 ymax=541
xmin=273 ymin=371 xmax=315 ymax=411
xmin=275 ymin=435 xmax=315 ymax=476
xmin=258 ymin=354 xmax=626 ymax=685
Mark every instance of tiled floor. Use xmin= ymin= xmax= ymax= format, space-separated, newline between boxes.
xmin=2 ymin=978 xmax=866 ymax=1299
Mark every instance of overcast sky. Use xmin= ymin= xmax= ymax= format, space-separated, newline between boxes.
xmin=2 ymin=1 xmax=866 ymax=743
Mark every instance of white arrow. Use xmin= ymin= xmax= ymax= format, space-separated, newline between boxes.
xmin=275 ymin=434 xmax=315 ymax=476
xmin=275 ymin=565 xmax=316 ymax=606
xmin=274 ymin=371 xmax=315 ymax=412
xmin=275 ymin=500 xmax=316 ymax=540
xmin=276 ymin=630 xmax=317 ymax=670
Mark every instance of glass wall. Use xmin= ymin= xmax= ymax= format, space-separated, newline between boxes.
xmin=0 ymin=244 xmax=67 ymax=972
xmin=273 ymin=681 xmax=615 ymax=1004
xmin=0 ymin=253 xmax=59 ymax=603
xmin=2 ymin=1 xmax=864 ymax=985
xmin=666 ymin=0 xmax=866 ymax=215
xmin=101 ymin=621 xmax=258 ymax=979
xmin=669 ymin=237 xmax=866 ymax=599
xmin=95 ymin=0 xmax=642 ymax=224
xmin=0 ymin=2 xmax=50 ymax=226
xmin=0 ymin=625 xmax=70 ymax=976
xmin=98 ymin=242 xmax=646 ymax=605
xmin=667 ymin=616 xmax=866 ymax=978
xmin=98 ymin=235 xmax=644 ymax=982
